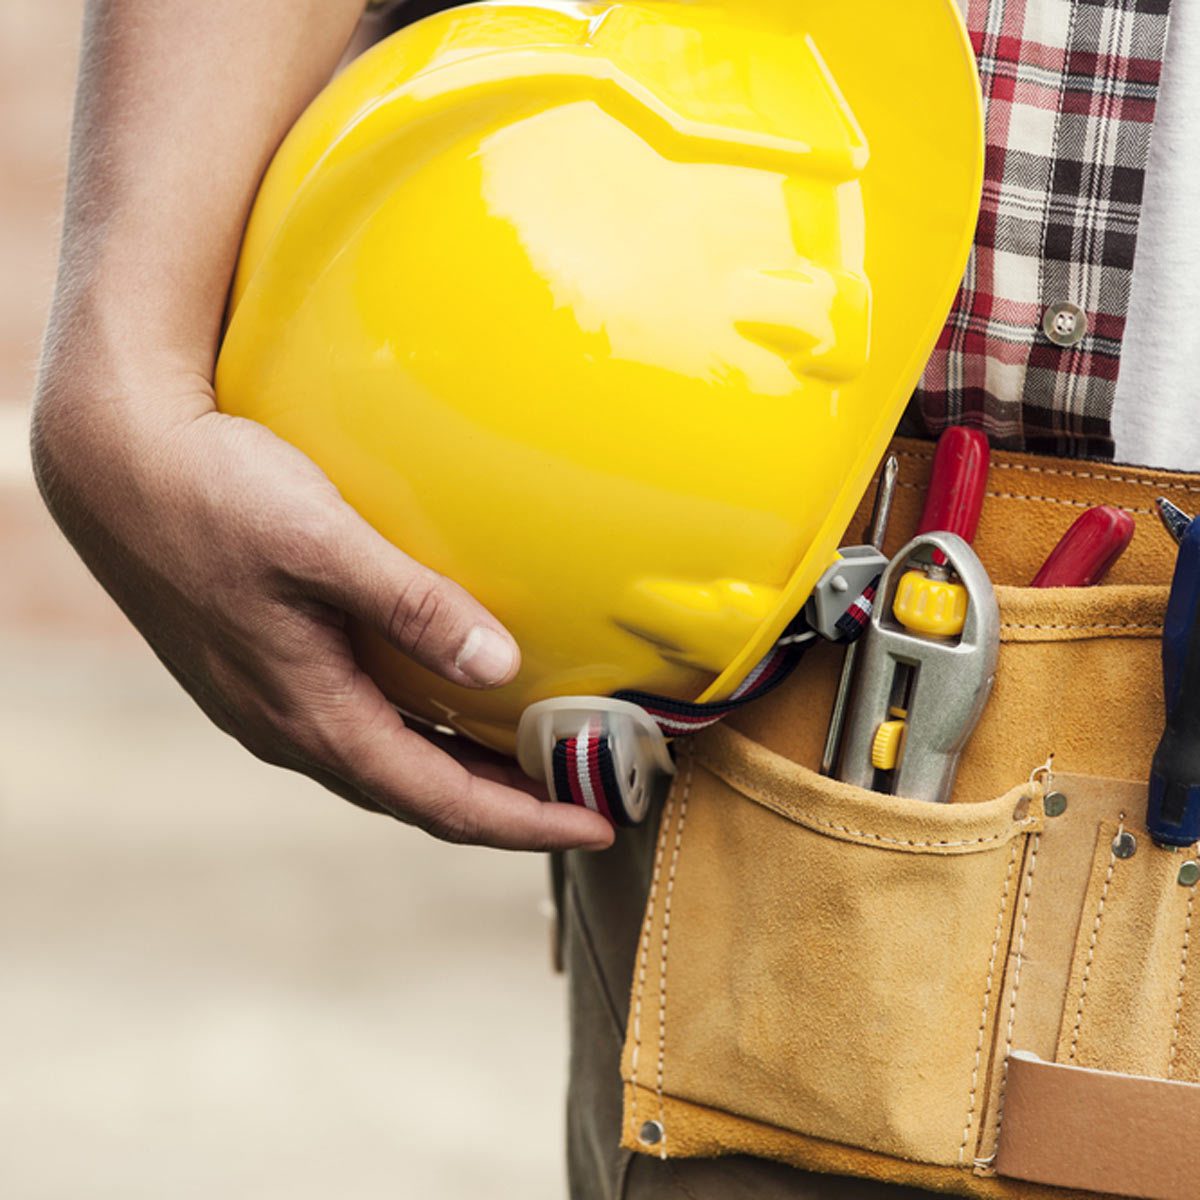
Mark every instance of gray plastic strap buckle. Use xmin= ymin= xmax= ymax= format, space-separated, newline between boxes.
xmin=516 ymin=697 xmax=675 ymax=826
xmin=803 ymin=545 xmax=890 ymax=641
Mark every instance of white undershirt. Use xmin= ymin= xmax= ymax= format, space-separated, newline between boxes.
xmin=1111 ymin=2 xmax=1200 ymax=471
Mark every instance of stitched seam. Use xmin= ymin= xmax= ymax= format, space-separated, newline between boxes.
xmin=986 ymin=492 xmax=1156 ymax=514
xmin=1002 ymin=623 xmax=1161 ymax=634
xmin=1068 ymin=824 xmax=1121 ymax=1063
xmin=629 ymin=771 xmax=676 ymax=1144
xmin=959 ymin=839 xmax=1021 ymax=1166
xmin=1168 ymin=874 xmax=1196 ymax=1080
xmin=893 ymin=479 xmax=1157 ymax=515
xmin=655 ymin=750 xmax=692 ymax=1159
xmin=704 ymin=764 xmax=1034 ymax=849
xmin=895 ymin=447 xmax=1200 ymax=494
xmin=991 ymin=831 xmax=1041 ymax=1157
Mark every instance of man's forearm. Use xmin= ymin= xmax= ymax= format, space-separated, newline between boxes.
xmin=29 ymin=0 xmax=613 ymax=853
xmin=42 ymin=0 xmax=366 ymax=398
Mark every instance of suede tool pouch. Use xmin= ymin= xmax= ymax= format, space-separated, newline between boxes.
xmin=618 ymin=442 xmax=1200 ymax=1200
xmin=621 ymin=728 xmax=1040 ymax=1168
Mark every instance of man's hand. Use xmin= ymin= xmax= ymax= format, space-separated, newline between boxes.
xmin=32 ymin=0 xmax=614 ymax=851
xmin=32 ymin=377 xmax=613 ymax=851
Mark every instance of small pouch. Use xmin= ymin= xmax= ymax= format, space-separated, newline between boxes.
xmin=983 ymin=772 xmax=1200 ymax=1200
xmin=618 ymin=441 xmax=1200 ymax=1199
xmin=622 ymin=725 xmax=1041 ymax=1168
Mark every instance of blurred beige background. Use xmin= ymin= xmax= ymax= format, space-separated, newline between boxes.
xmin=0 ymin=5 xmax=571 ymax=1196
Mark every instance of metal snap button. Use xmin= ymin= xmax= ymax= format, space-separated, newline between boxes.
xmin=1044 ymin=791 xmax=1068 ymax=818
xmin=639 ymin=1120 xmax=664 ymax=1147
xmin=1112 ymin=831 xmax=1138 ymax=860
xmin=1179 ymin=861 xmax=1200 ymax=887
xmin=1043 ymin=302 xmax=1088 ymax=348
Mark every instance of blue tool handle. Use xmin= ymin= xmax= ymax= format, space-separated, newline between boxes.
xmin=1149 ymin=515 xmax=1200 ymax=847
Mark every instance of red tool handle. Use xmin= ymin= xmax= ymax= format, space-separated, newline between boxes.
xmin=918 ymin=428 xmax=991 ymax=561
xmin=1030 ymin=506 xmax=1135 ymax=588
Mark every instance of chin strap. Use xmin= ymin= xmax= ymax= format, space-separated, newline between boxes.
xmin=538 ymin=576 xmax=881 ymax=826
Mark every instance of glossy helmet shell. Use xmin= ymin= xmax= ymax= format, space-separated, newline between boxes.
xmin=216 ymin=0 xmax=983 ymax=752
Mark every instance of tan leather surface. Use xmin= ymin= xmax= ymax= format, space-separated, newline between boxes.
xmin=731 ymin=439 xmax=1175 ymax=801
xmin=626 ymin=1084 xmax=1108 ymax=1200
xmin=732 ymin=584 xmax=1166 ymax=806
xmin=853 ymin=439 xmax=1186 ymax=589
xmin=619 ymin=440 xmax=1200 ymax=1198
xmin=975 ymin=776 xmax=1152 ymax=1169
xmin=995 ymin=1054 xmax=1200 ymax=1200
xmin=620 ymin=732 xmax=1040 ymax=1167
xmin=1054 ymin=819 xmax=1200 ymax=1081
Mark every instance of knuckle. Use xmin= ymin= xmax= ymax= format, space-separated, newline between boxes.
xmin=217 ymin=702 xmax=300 ymax=770
xmin=388 ymin=571 xmax=451 ymax=657
xmin=271 ymin=506 xmax=343 ymax=584
xmin=271 ymin=705 xmax=336 ymax=764
xmin=420 ymin=790 xmax=482 ymax=847
xmin=277 ymin=682 xmax=385 ymax=778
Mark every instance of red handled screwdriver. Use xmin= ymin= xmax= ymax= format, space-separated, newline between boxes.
xmin=1030 ymin=506 xmax=1135 ymax=588
xmin=917 ymin=426 xmax=991 ymax=563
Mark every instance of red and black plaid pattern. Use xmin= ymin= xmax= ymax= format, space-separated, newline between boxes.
xmin=910 ymin=0 xmax=1172 ymax=459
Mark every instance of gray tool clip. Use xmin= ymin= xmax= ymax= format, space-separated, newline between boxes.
xmin=839 ymin=531 xmax=1000 ymax=804
xmin=804 ymin=546 xmax=890 ymax=641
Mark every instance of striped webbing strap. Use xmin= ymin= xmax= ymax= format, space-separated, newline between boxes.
xmin=549 ymin=581 xmax=879 ymax=823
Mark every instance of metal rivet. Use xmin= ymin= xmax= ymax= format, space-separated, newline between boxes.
xmin=1113 ymin=831 xmax=1138 ymax=860
xmin=638 ymin=1120 xmax=664 ymax=1147
xmin=1043 ymin=301 xmax=1088 ymax=348
xmin=1044 ymin=791 xmax=1068 ymax=818
xmin=1179 ymin=861 xmax=1200 ymax=887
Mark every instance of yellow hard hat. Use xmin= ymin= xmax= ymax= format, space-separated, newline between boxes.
xmin=216 ymin=0 xmax=982 ymax=800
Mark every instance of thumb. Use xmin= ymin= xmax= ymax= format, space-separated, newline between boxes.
xmin=307 ymin=507 xmax=520 ymax=689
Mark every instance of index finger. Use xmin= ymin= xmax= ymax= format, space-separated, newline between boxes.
xmin=310 ymin=673 xmax=615 ymax=852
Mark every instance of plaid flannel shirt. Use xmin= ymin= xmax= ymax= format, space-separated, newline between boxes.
xmin=909 ymin=0 xmax=1173 ymax=459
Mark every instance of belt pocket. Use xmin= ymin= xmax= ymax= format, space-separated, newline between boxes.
xmin=985 ymin=776 xmax=1200 ymax=1200
xmin=611 ymin=445 xmax=1200 ymax=1197
xmin=620 ymin=725 xmax=1040 ymax=1167
xmin=1058 ymin=817 xmax=1200 ymax=1081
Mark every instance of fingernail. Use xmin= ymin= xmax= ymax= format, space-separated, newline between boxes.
xmin=456 ymin=626 xmax=517 ymax=686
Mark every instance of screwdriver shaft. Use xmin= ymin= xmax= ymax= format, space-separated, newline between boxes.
xmin=820 ymin=456 xmax=899 ymax=778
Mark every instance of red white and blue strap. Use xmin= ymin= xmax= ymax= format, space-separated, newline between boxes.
xmin=834 ymin=576 xmax=879 ymax=641
xmin=551 ymin=718 xmax=626 ymax=824
xmin=549 ymin=632 xmax=810 ymax=824
xmin=548 ymin=585 xmax=879 ymax=823
xmin=610 ymin=629 xmax=810 ymax=737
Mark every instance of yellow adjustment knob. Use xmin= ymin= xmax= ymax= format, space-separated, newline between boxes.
xmin=872 ymin=719 xmax=907 ymax=772
xmin=892 ymin=568 xmax=969 ymax=637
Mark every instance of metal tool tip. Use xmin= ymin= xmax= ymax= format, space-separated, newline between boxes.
xmin=865 ymin=455 xmax=901 ymax=549
xmin=1156 ymin=497 xmax=1193 ymax=546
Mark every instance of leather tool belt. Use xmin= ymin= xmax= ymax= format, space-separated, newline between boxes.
xmin=618 ymin=438 xmax=1200 ymax=1200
